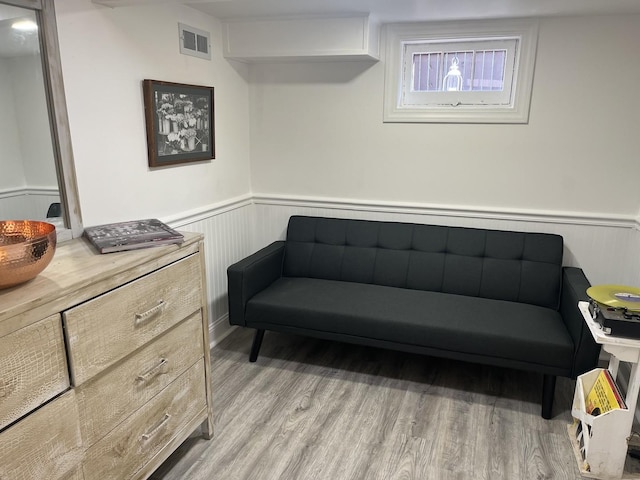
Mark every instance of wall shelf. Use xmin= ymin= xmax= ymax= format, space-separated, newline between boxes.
xmin=222 ymin=14 xmax=380 ymax=62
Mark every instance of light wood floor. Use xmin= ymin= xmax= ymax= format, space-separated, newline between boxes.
xmin=151 ymin=328 xmax=640 ymax=480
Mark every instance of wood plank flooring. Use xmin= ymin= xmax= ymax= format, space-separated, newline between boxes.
xmin=151 ymin=328 xmax=640 ymax=480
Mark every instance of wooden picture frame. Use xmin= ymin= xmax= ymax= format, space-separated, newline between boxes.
xmin=143 ymin=79 xmax=215 ymax=167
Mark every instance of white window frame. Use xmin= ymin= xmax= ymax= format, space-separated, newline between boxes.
xmin=403 ymin=39 xmax=516 ymax=104
xmin=383 ymin=19 xmax=539 ymax=124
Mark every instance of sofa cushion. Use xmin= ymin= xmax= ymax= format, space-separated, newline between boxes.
xmin=245 ymin=277 xmax=574 ymax=370
xmin=283 ymin=216 xmax=563 ymax=309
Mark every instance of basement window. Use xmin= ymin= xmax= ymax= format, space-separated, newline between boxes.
xmin=383 ymin=19 xmax=539 ymax=124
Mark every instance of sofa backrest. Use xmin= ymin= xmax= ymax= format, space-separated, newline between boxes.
xmin=283 ymin=216 xmax=563 ymax=310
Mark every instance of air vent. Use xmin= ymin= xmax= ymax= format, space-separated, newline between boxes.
xmin=179 ymin=23 xmax=211 ymax=60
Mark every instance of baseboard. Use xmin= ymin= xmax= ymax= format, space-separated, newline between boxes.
xmin=209 ymin=314 xmax=236 ymax=349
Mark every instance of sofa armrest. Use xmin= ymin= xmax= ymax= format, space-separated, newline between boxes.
xmin=560 ymin=266 xmax=601 ymax=377
xmin=227 ymin=241 xmax=285 ymax=327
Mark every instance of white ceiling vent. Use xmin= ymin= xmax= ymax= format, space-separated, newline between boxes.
xmin=179 ymin=23 xmax=211 ymax=60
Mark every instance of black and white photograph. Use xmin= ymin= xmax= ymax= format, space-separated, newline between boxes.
xmin=143 ymin=79 xmax=215 ymax=167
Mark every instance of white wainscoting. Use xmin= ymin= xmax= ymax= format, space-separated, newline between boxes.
xmin=0 ymin=188 xmax=60 ymax=220
xmin=165 ymin=195 xmax=255 ymax=347
xmin=164 ymin=194 xmax=639 ymax=348
xmin=252 ymin=194 xmax=638 ymax=287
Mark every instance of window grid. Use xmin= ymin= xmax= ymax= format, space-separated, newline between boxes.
xmin=412 ymin=48 xmax=507 ymax=92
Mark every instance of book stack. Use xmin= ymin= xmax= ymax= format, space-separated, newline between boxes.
xmin=84 ymin=219 xmax=184 ymax=254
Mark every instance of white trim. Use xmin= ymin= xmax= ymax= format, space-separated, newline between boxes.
xmin=109 ymin=190 xmax=638 ymax=232
xmin=402 ymin=38 xmax=516 ymax=107
xmin=253 ymin=193 xmax=636 ymax=229
xmin=162 ymin=193 xmax=253 ymax=228
xmin=209 ymin=314 xmax=236 ymax=349
xmin=383 ymin=18 xmax=538 ymax=123
xmin=0 ymin=186 xmax=60 ymax=198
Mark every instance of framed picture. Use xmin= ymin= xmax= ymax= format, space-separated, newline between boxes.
xmin=143 ymin=79 xmax=215 ymax=167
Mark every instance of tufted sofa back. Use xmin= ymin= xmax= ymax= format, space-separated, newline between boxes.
xmin=283 ymin=216 xmax=563 ymax=310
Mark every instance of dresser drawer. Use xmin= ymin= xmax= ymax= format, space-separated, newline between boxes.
xmin=77 ymin=312 xmax=204 ymax=445
xmin=64 ymin=254 xmax=202 ymax=385
xmin=83 ymin=360 xmax=207 ymax=480
xmin=0 ymin=314 xmax=69 ymax=431
xmin=0 ymin=390 xmax=83 ymax=480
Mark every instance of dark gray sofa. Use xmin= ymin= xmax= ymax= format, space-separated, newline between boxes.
xmin=227 ymin=215 xmax=600 ymax=418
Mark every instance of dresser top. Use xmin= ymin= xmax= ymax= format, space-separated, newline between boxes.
xmin=0 ymin=232 xmax=203 ymax=336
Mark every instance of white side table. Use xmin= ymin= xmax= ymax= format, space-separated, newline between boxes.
xmin=579 ymin=301 xmax=640 ymax=414
xmin=568 ymin=301 xmax=640 ymax=479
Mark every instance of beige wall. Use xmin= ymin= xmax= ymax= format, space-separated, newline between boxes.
xmin=54 ymin=6 xmax=640 ymax=226
xmin=55 ymin=0 xmax=252 ymax=227
xmin=248 ymin=15 xmax=640 ymax=220
xmin=51 ymin=4 xmax=640 ymax=286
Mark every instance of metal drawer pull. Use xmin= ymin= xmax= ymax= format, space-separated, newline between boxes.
xmin=134 ymin=300 xmax=166 ymax=324
xmin=136 ymin=358 xmax=169 ymax=383
xmin=141 ymin=413 xmax=171 ymax=441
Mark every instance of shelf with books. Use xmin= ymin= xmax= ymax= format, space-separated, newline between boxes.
xmin=569 ymin=368 xmax=634 ymax=479
xmin=569 ymin=301 xmax=640 ymax=479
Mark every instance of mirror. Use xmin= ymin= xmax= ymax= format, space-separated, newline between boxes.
xmin=0 ymin=0 xmax=82 ymax=240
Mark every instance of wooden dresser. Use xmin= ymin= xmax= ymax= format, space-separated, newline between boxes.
xmin=0 ymin=232 xmax=213 ymax=480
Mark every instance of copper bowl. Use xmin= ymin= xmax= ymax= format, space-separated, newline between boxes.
xmin=0 ymin=220 xmax=57 ymax=289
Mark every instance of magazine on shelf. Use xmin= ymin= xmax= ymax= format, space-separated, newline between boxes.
xmin=84 ymin=219 xmax=183 ymax=254
xmin=585 ymin=369 xmax=626 ymax=416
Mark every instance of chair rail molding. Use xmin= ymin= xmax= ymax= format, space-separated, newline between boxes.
xmin=162 ymin=193 xmax=253 ymax=229
xmin=252 ymin=193 xmax=637 ymax=229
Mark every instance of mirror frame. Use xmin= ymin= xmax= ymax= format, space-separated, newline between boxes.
xmin=3 ymin=0 xmax=82 ymax=239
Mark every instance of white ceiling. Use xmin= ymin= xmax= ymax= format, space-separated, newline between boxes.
xmin=185 ymin=0 xmax=640 ymax=22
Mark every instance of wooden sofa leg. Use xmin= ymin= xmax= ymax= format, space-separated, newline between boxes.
xmin=249 ymin=329 xmax=265 ymax=362
xmin=542 ymin=374 xmax=556 ymax=419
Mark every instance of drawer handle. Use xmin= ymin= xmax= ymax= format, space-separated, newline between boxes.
xmin=141 ymin=413 xmax=171 ymax=441
xmin=136 ymin=358 xmax=169 ymax=383
xmin=134 ymin=300 xmax=166 ymax=324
